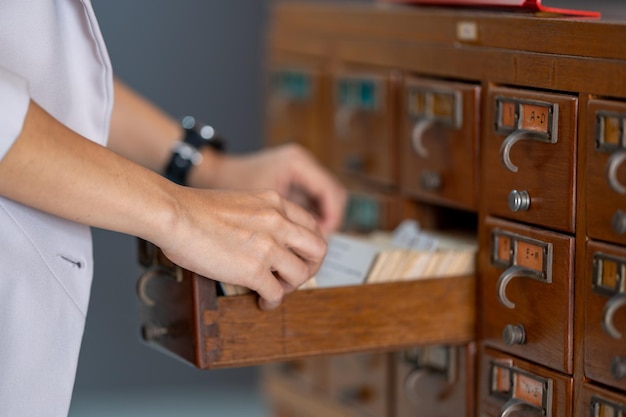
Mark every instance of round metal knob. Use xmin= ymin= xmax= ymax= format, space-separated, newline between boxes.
xmin=420 ymin=171 xmax=442 ymax=191
xmin=503 ymin=324 xmax=526 ymax=346
xmin=141 ymin=323 xmax=169 ymax=342
xmin=345 ymin=155 xmax=364 ymax=172
xmin=508 ymin=190 xmax=531 ymax=212
xmin=611 ymin=357 xmax=626 ymax=380
xmin=612 ymin=210 xmax=626 ymax=235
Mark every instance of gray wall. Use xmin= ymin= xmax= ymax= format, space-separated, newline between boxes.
xmin=74 ymin=0 xmax=270 ymax=393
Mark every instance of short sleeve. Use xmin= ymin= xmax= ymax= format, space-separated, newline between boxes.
xmin=0 ymin=66 xmax=30 ymax=162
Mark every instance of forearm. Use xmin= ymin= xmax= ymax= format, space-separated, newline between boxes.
xmin=0 ymin=99 xmax=178 ymax=244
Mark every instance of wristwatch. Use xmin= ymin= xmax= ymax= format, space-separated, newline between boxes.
xmin=163 ymin=116 xmax=226 ymax=185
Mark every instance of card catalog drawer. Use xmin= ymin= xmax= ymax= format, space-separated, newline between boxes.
xmin=478 ymin=347 xmax=573 ymax=417
xmin=400 ymin=77 xmax=480 ymax=211
xmin=482 ymin=86 xmax=577 ymax=233
xmin=266 ymin=64 xmax=331 ymax=166
xmin=331 ymin=68 xmax=399 ymax=188
xmin=395 ymin=344 xmax=475 ymax=417
xmin=584 ymin=240 xmax=626 ymax=392
xmin=479 ymin=216 xmax=575 ymax=374
xmin=136 ymin=242 xmax=475 ymax=369
xmin=329 ymin=352 xmax=391 ymax=417
xmin=586 ymin=99 xmax=626 ymax=246
xmin=576 ymin=382 xmax=626 ymax=417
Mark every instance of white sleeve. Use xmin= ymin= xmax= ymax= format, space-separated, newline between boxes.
xmin=0 ymin=66 xmax=30 ymax=162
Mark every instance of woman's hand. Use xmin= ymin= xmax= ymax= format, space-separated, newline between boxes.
xmin=189 ymin=143 xmax=347 ymax=236
xmin=157 ymin=187 xmax=327 ymax=310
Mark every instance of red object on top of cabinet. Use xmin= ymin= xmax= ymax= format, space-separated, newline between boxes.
xmin=381 ymin=0 xmax=600 ymax=18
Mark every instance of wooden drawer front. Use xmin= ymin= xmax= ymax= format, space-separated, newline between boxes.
xmin=478 ymin=347 xmax=572 ymax=417
xmin=268 ymin=357 xmax=330 ymax=397
xmin=395 ymin=345 xmax=475 ymax=417
xmin=584 ymin=240 xmax=626 ymax=392
xmin=329 ymin=352 xmax=390 ymax=417
xmin=479 ymin=216 xmax=574 ymax=374
xmin=331 ymin=70 xmax=398 ymax=187
xmin=267 ymin=66 xmax=330 ymax=165
xmin=400 ymin=77 xmax=480 ymax=211
xmin=576 ymin=382 xmax=626 ymax=417
xmin=586 ymin=99 xmax=626 ymax=246
xmin=481 ymin=86 xmax=577 ymax=233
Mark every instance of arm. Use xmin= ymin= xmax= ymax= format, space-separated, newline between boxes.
xmin=0 ymin=100 xmax=326 ymax=310
xmin=108 ymin=78 xmax=347 ymax=235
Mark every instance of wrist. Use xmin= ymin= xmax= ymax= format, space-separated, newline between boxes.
xmin=162 ymin=116 xmax=225 ymax=186
xmin=186 ymin=147 xmax=226 ymax=189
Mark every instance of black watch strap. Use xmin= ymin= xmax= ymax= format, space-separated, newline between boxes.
xmin=163 ymin=116 xmax=226 ymax=185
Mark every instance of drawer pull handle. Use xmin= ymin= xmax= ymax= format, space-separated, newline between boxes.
xmin=411 ymin=119 xmax=436 ymax=158
xmin=137 ymin=266 xmax=182 ymax=307
xmin=497 ymin=265 xmax=533 ymax=309
xmin=500 ymin=130 xmax=543 ymax=173
xmin=500 ymin=398 xmax=541 ymax=417
xmin=611 ymin=357 xmax=626 ymax=380
xmin=607 ymin=149 xmax=626 ymax=194
xmin=602 ymin=293 xmax=626 ymax=339
xmin=403 ymin=368 xmax=452 ymax=405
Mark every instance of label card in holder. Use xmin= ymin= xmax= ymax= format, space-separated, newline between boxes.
xmin=489 ymin=361 xmax=553 ymax=416
xmin=491 ymin=229 xmax=553 ymax=282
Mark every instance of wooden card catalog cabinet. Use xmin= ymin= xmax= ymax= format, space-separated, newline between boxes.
xmin=395 ymin=345 xmax=474 ymax=417
xmin=584 ymin=240 xmax=626 ymax=392
xmin=586 ymin=99 xmax=626 ymax=246
xmin=479 ymin=348 xmax=572 ymax=417
xmin=331 ymin=69 xmax=399 ymax=188
xmin=479 ymin=217 xmax=575 ymax=374
xmin=577 ymin=383 xmax=626 ymax=417
xmin=266 ymin=66 xmax=329 ymax=164
xmin=400 ymin=77 xmax=480 ymax=211
xmin=482 ymin=87 xmax=577 ymax=233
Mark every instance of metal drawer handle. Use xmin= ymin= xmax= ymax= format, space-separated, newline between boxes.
xmin=403 ymin=368 xmax=453 ymax=406
xmin=411 ymin=119 xmax=436 ymax=158
xmin=602 ymin=292 xmax=626 ymax=339
xmin=500 ymin=399 xmax=541 ymax=417
xmin=497 ymin=265 xmax=534 ymax=309
xmin=500 ymin=130 xmax=543 ymax=173
xmin=137 ymin=266 xmax=182 ymax=307
xmin=606 ymin=149 xmax=626 ymax=195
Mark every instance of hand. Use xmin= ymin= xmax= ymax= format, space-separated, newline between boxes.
xmin=189 ymin=143 xmax=347 ymax=236
xmin=155 ymin=187 xmax=327 ymax=310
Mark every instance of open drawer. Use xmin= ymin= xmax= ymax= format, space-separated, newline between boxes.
xmin=137 ymin=240 xmax=476 ymax=369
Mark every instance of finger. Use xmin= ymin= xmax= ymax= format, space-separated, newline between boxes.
xmin=270 ymin=247 xmax=313 ymax=293
xmin=288 ymin=157 xmax=347 ymax=235
xmin=281 ymin=197 xmax=321 ymax=236
xmin=273 ymin=212 xmax=327 ymax=273
xmin=316 ymin=183 xmax=348 ymax=235
xmin=253 ymin=271 xmax=285 ymax=311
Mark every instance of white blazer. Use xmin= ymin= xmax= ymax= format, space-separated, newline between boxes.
xmin=0 ymin=1 xmax=113 ymax=415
